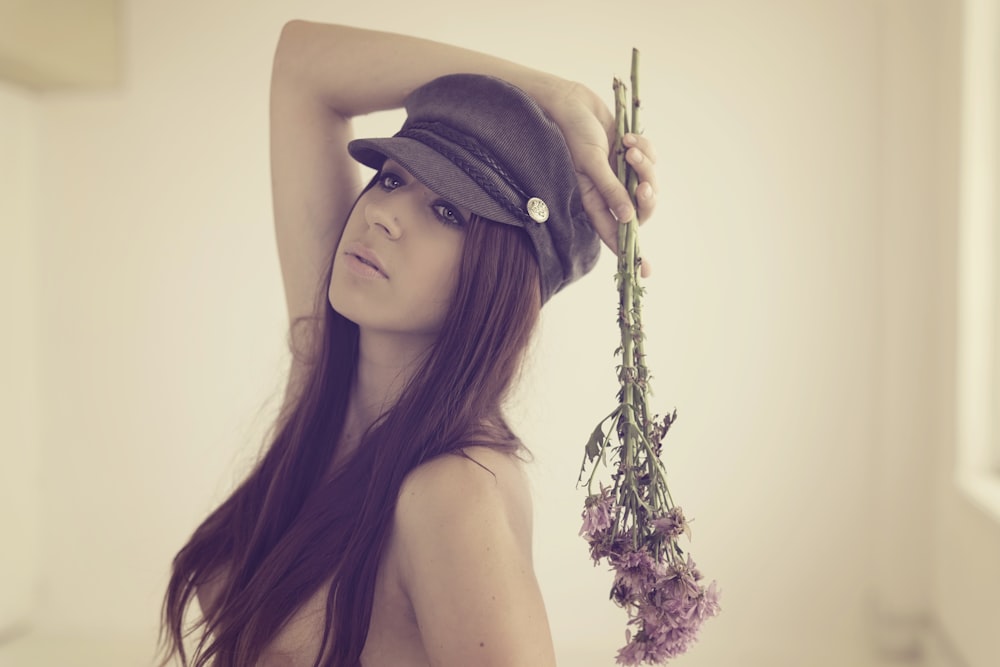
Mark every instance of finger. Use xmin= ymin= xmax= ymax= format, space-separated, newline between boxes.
xmin=578 ymin=172 xmax=620 ymax=253
xmin=623 ymin=133 xmax=657 ymax=164
xmin=635 ymin=181 xmax=656 ymax=224
xmin=625 ymin=147 xmax=658 ymax=194
xmin=582 ymin=149 xmax=636 ymax=225
xmin=639 ymin=256 xmax=652 ymax=278
xmin=599 ymin=176 xmax=637 ymax=226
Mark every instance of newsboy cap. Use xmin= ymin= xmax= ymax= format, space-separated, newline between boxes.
xmin=348 ymin=73 xmax=601 ymax=304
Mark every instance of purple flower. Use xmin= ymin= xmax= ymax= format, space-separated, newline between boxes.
xmin=580 ymin=486 xmax=615 ymax=539
xmin=694 ymin=580 xmax=722 ymax=621
xmin=616 ymin=637 xmax=651 ymax=666
xmin=644 ymin=623 xmax=696 ymax=660
xmin=610 ymin=547 xmax=657 ymax=606
xmin=589 ymin=537 xmax=613 ymax=563
xmin=615 ymin=623 xmax=695 ymax=665
xmin=612 ymin=555 xmax=721 ymax=664
xmin=658 ymin=555 xmax=703 ymax=601
xmin=651 ymin=507 xmax=690 ymax=540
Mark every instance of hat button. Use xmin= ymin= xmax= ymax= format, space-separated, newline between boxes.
xmin=527 ymin=197 xmax=549 ymax=223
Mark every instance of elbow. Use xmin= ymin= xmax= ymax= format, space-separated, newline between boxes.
xmin=277 ymin=19 xmax=311 ymax=48
xmin=272 ymin=21 xmax=356 ymax=118
xmin=273 ymin=20 xmax=311 ymax=74
xmin=275 ymin=19 xmax=351 ymax=59
xmin=271 ymin=21 xmax=327 ymax=104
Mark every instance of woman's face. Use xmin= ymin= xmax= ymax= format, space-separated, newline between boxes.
xmin=328 ymin=159 xmax=471 ymax=342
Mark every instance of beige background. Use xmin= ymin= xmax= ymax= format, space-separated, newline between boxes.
xmin=1 ymin=0 xmax=998 ymax=666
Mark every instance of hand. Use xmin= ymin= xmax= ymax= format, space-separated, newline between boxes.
xmin=539 ymin=81 xmax=658 ymax=277
xmin=620 ymin=132 xmax=658 ymax=277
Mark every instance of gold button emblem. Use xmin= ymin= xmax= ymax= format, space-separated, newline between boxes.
xmin=527 ymin=197 xmax=549 ymax=223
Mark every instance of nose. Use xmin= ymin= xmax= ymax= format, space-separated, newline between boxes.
xmin=364 ymin=200 xmax=402 ymax=239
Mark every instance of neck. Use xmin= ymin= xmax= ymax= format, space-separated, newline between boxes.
xmin=341 ymin=328 xmax=433 ymax=448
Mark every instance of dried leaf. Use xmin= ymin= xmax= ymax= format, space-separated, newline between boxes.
xmin=585 ymin=422 xmax=605 ymax=463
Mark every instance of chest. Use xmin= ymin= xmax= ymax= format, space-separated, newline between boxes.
xmin=257 ymin=529 xmax=428 ymax=667
xmin=198 ymin=534 xmax=428 ymax=666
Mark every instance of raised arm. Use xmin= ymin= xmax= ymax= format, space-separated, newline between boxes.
xmin=270 ymin=21 xmax=651 ymax=323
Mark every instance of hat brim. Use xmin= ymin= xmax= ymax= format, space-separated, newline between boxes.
xmin=348 ymin=137 xmax=523 ymax=228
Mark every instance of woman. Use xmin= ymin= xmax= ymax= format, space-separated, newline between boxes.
xmin=160 ymin=21 xmax=657 ymax=667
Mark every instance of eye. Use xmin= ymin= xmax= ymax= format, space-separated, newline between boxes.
xmin=378 ymin=171 xmax=403 ymax=191
xmin=432 ymin=201 xmax=466 ymax=227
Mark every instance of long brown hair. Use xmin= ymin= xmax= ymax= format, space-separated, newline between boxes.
xmin=158 ymin=192 xmax=542 ymax=666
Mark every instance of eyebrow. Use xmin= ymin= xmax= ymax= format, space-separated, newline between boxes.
xmin=381 ymin=159 xmax=410 ymax=177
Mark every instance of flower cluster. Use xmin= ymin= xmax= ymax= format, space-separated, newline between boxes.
xmin=578 ymin=49 xmax=720 ymax=665
xmin=580 ymin=503 xmax=720 ymax=665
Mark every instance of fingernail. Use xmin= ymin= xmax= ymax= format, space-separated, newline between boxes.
xmin=629 ymin=149 xmax=644 ymax=164
xmin=623 ymin=133 xmax=636 ymax=146
xmin=615 ymin=206 xmax=635 ymax=222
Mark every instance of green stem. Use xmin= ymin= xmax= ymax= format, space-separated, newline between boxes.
xmin=613 ymin=79 xmax=629 ymax=257
xmin=586 ymin=53 xmax=669 ymax=564
xmin=614 ymin=79 xmax=641 ymax=549
xmin=627 ymin=49 xmax=651 ymax=444
xmin=630 ymin=48 xmax=641 ymax=147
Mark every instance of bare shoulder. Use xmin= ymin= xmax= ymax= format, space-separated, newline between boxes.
xmin=400 ymin=445 xmax=530 ymax=497
xmin=392 ymin=446 xmax=554 ymax=665
xmin=395 ymin=446 xmax=534 ymax=553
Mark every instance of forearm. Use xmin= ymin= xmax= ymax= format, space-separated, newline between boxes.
xmin=268 ymin=19 xmax=646 ymax=302
xmin=272 ymin=20 xmax=573 ymax=118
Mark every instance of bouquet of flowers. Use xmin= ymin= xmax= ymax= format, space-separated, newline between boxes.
xmin=578 ymin=49 xmax=721 ymax=665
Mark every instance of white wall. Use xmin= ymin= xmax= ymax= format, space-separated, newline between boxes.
xmin=0 ymin=80 xmax=40 ymax=635
xmin=0 ymin=0 xmax=119 ymax=89
xmin=931 ymin=1 xmax=1000 ymax=666
xmin=528 ymin=2 xmax=884 ymax=664
xmin=2 ymin=1 xmax=996 ymax=666
xmin=870 ymin=0 xmax=943 ymax=642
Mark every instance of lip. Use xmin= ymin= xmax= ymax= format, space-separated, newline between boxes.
xmin=343 ymin=241 xmax=389 ymax=278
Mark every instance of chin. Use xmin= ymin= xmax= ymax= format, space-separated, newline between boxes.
xmin=328 ymin=275 xmax=449 ymax=339
xmin=327 ymin=281 xmax=363 ymax=325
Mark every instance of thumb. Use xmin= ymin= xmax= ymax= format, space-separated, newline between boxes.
xmin=602 ymin=184 xmax=636 ymax=227
xmin=580 ymin=179 xmax=619 ymax=253
xmin=578 ymin=153 xmax=636 ymax=252
xmin=588 ymin=156 xmax=635 ymax=225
